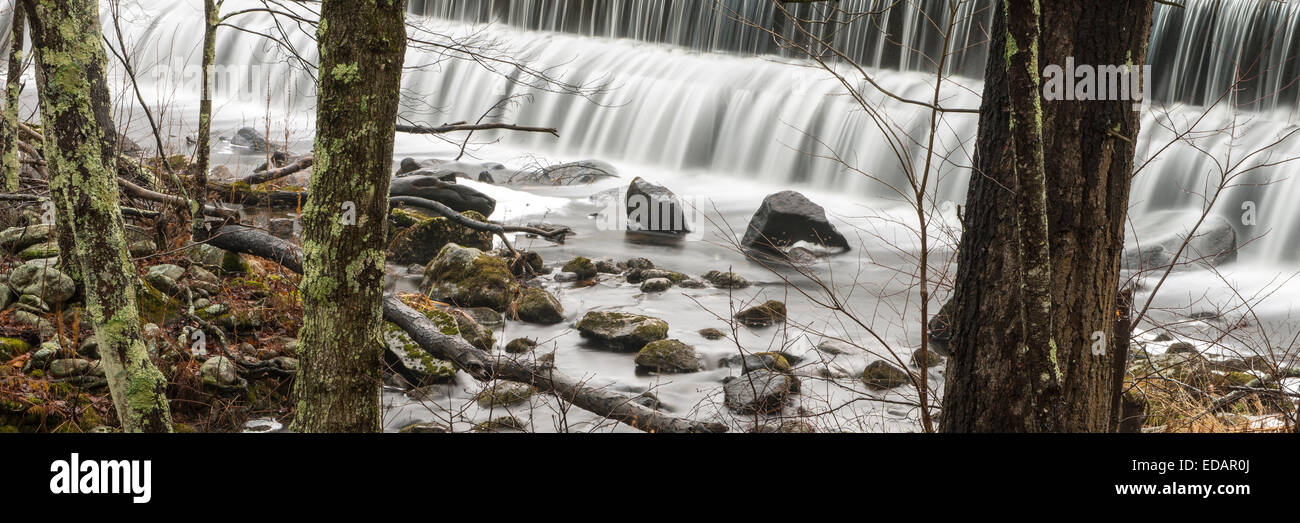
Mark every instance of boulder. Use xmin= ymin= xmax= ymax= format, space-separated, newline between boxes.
xmin=719 ymin=352 xmax=790 ymax=373
xmin=8 ymin=264 xmax=76 ymax=307
xmin=143 ymin=264 xmax=186 ymax=297
xmin=698 ymin=328 xmax=727 ymax=341
xmin=186 ymin=244 xmax=249 ymax=274
xmin=928 ymin=299 xmax=954 ymax=352
xmin=576 ymin=311 xmax=669 ymax=352
xmin=861 ymin=360 xmax=911 ymax=390
xmin=515 ymin=287 xmax=564 ymax=324
xmin=740 ymin=191 xmax=850 ymax=254
xmin=702 ymin=270 xmax=749 ymax=289
xmin=734 ymin=300 xmax=787 ymax=328
xmin=910 ymin=348 xmax=943 ymax=368
xmin=624 ymin=257 xmax=655 ymax=271
xmin=387 ymin=210 xmax=494 ymax=265
xmin=231 ymin=126 xmax=270 ymax=152
xmin=524 ymin=159 xmax=619 ymax=185
xmin=639 ymin=278 xmax=672 ymax=293
xmin=0 ymin=224 xmax=54 ymax=253
xmin=476 ymin=382 xmax=534 ymax=408
xmin=505 ymin=338 xmax=538 ymax=354
xmin=561 ymin=257 xmax=597 ymax=279
xmin=382 ymin=319 xmax=458 ymax=387
xmin=634 ymin=339 xmax=701 ymax=373
xmin=1121 ymin=211 xmax=1238 ymax=270
xmin=420 ymin=243 xmax=519 ymax=312
xmin=450 ymin=309 xmax=495 ymax=352
xmin=724 ymin=370 xmax=795 ymax=414
xmin=625 ymin=177 xmax=690 ymax=234
xmin=0 ymin=337 xmax=32 ymax=360
xmin=390 ymin=173 xmax=496 ymax=217
xmin=200 ymin=356 xmax=243 ymax=389
xmin=18 ymin=241 xmax=59 ymax=260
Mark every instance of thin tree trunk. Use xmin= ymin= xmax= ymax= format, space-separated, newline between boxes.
xmin=291 ymin=0 xmax=408 ymax=433
xmin=193 ymin=0 xmax=218 ymax=236
xmin=1 ymin=1 xmax=23 ymax=192
xmin=24 ymin=0 xmax=172 ymax=432
xmin=941 ymin=0 xmax=1154 ymax=432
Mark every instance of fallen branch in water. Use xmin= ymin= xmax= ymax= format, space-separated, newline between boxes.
xmin=116 ymin=177 xmax=239 ymax=220
xmin=396 ymin=122 xmax=558 ymax=137
xmin=200 ymin=224 xmax=722 ymax=433
xmin=242 ymin=155 xmax=313 ymax=185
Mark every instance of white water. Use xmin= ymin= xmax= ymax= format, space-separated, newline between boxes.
xmin=12 ymin=0 xmax=1300 ymax=430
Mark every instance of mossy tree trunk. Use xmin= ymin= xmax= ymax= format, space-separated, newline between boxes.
xmin=291 ymin=0 xmax=408 ymax=433
xmin=1 ymin=1 xmax=24 ymax=193
xmin=192 ymin=0 xmax=219 ymax=237
xmin=941 ymin=0 xmax=1154 ymax=432
xmin=23 ymin=0 xmax=173 ymax=433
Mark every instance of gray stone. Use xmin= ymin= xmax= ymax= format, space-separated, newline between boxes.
xmin=0 ymin=224 xmax=54 ymax=253
xmin=634 ymin=339 xmax=700 ymax=373
xmin=702 ymin=270 xmax=749 ymax=289
xmin=625 ymin=177 xmax=690 ymax=233
xmin=640 ymin=278 xmax=672 ymax=293
xmin=740 ymin=191 xmax=850 ymax=254
xmin=516 ymin=287 xmax=564 ymax=324
xmin=8 ymin=264 xmax=76 ymax=307
xmin=200 ymin=356 xmax=241 ymax=388
xmin=862 ymin=360 xmax=911 ymax=390
xmin=576 ymin=311 xmax=669 ymax=352
xmin=1122 ymin=211 xmax=1238 ymax=270
xmin=724 ymin=370 xmax=795 ymax=414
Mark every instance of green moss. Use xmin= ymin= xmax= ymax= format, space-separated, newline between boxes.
xmin=0 ymin=337 xmax=32 ymax=360
xmin=388 ymin=211 xmax=492 ymax=265
xmin=422 ymin=244 xmax=519 ymax=311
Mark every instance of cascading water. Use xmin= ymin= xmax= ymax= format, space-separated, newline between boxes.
xmin=64 ymin=0 xmax=1300 ymax=265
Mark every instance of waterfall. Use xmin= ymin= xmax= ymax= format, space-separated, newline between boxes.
xmin=21 ymin=0 xmax=1300 ymax=263
xmin=411 ymin=0 xmax=1300 ymax=111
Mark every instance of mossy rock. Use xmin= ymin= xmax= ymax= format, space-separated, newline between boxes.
xmin=451 ymin=309 xmax=495 ymax=352
xmin=505 ymin=338 xmax=538 ymax=354
xmin=515 ymin=287 xmax=564 ymax=324
xmin=420 ymin=243 xmax=520 ymax=312
xmin=562 ymin=257 xmax=597 ymax=279
xmin=634 ymin=339 xmax=701 ymax=373
xmin=724 ymin=370 xmax=795 ymax=414
xmin=910 ymin=348 xmax=943 ymax=368
xmin=186 ymin=244 xmax=249 ymax=274
xmin=734 ymin=300 xmax=787 ymax=327
xmin=382 ymin=319 xmax=458 ymax=387
xmin=476 ymin=382 xmax=534 ymax=408
xmin=576 ymin=311 xmax=669 ymax=352
xmin=699 ymin=328 xmax=726 ymax=340
xmin=18 ymin=241 xmax=59 ymax=260
xmin=861 ymin=360 xmax=911 ymax=390
xmin=702 ymin=270 xmax=750 ymax=289
xmin=388 ymin=210 xmax=493 ymax=266
xmin=0 ymin=337 xmax=32 ymax=360
xmin=472 ymin=416 xmax=526 ymax=432
xmin=719 ymin=352 xmax=790 ymax=373
xmin=0 ymin=224 xmax=54 ymax=253
xmin=628 ymin=268 xmax=688 ymax=284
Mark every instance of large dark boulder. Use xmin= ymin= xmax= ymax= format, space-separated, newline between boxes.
xmin=390 ymin=172 xmax=497 ymax=217
xmin=740 ymin=191 xmax=849 ymax=254
xmin=231 ymin=126 xmax=269 ymax=153
xmin=1121 ymin=211 xmax=1237 ymax=271
xmin=626 ymin=177 xmax=690 ymax=234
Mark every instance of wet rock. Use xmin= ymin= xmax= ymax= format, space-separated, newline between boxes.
xmin=525 ymin=159 xmax=619 ymax=185
xmin=200 ymin=356 xmax=242 ymax=388
xmin=720 ymin=352 xmax=790 ymax=373
xmin=388 ymin=210 xmax=494 ymax=265
xmin=740 ymin=191 xmax=850 ymax=254
xmin=753 ymin=420 xmax=817 ymax=433
xmin=678 ymin=279 xmax=705 ymax=289
xmin=734 ymin=300 xmax=787 ymax=328
xmin=910 ymin=348 xmax=943 ymax=368
xmin=594 ymin=258 xmax=620 ymax=274
xmin=724 ymin=370 xmax=795 ymax=414
xmin=625 ymin=177 xmax=690 ymax=234
xmin=1166 ymin=342 xmax=1198 ymax=355
xmin=476 ymin=382 xmax=534 ymax=408
xmin=398 ymin=421 xmax=448 ymax=434
xmin=576 ymin=311 xmax=669 ymax=352
xmin=450 ymin=309 xmax=495 ymax=352
xmin=0 ymin=224 xmax=54 ymax=253
xmin=816 ymin=340 xmax=856 ymax=356
xmin=505 ymin=338 xmax=538 ymax=354
xmin=928 ymin=299 xmax=954 ymax=352
xmin=624 ymin=257 xmax=654 ymax=271
xmin=554 ymin=272 xmax=578 ymax=283
xmin=472 ymin=416 xmax=526 ymax=432
xmin=1121 ymin=211 xmax=1237 ymax=270
xmin=561 ymin=257 xmax=597 ymax=280
xmin=702 ymin=270 xmax=749 ymax=289
xmin=390 ymin=173 xmax=497 ymax=217
xmin=699 ymin=328 xmax=727 ymax=341
xmin=383 ymin=320 xmax=458 ymax=387
xmin=508 ymin=250 xmax=545 ymax=277
xmin=634 ymin=339 xmax=701 ymax=373
xmin=231 ymin=126 xmax=270 ymax=152
xmin=421 ymin=243 xmax=519 ymax=312
xmin=8 ymin=264 xmax=76 ymax=307
xmin=640 ymin=278 xmax=672 ymax=293
xmin=861 ymin=360 xmax=911 ymax=390
xmin=515 ymin=287 xmax=564 ymax=324
xmin=460 ymin=307 xmax=505 ymax=330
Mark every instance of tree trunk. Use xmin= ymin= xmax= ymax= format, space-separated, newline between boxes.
xmin=193 ymin=0 xmax=217 ymax=236
xmin=24 ymin=0 xmax=173 ymax=432
xmin=1 ymin=1 xmax=23 ymax=193
xmin=941 ymin=1 xmax=1153 ymax=432
xmin=291 ymin=0 xmax=407 ymax=433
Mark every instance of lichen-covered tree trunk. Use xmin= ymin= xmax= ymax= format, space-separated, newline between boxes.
xmin=941 ymin=0 xmax=1154 ymax=432
xmin=24 ymin=0 xmax=173 ymax=433
xmin=1 ymin=1 xmax=24 ymax=193
xmin=291 ymin=0 xmax=408 ymax=433
xmin=192 ymin=0 xmax=218 ymax=237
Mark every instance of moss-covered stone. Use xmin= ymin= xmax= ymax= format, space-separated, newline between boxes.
xmin=699 ymin=328 xmax=726 ymax=340
xmin=420 ymin=243 xmax=520 ymax=312
xmin=0 ymin=337 xmax=32 ymax=360
xmin=382 ymin=320 xmax=458 ymax=387
xmin=576 ymin=311 xmax=669 ymax=352
xmin=724 ymin=370 xmax=794 ymax=414
xmin=634 ymin=339 xmax=700 ymax=373
xmin=388 ymin=210 xmax=493 ymax=265
xmin=734 ymin=300 xmax=787 ymax=327
xmin=562 ymin=257 xmax=597 ymax=280
xmin=475 ymin=382 xmax=534 ymax=408
xmin=472 ymin=416 xmax=525 ymax=432
xmin=0 ymin=224 xmax=53 ymax=253
xmin=702 ymin=270 xmax=750 ymax=289
xmin=18 ymin=240 xmax=59 ymax=260
xmin=505 ymin=337 xmax=538 ymax=354
xmin=8 ymin=263 xmax=75 ymax=307
xmin=910 ymin=348 xmax=943 ymax=368
xmin=186 ymin=244 xmax=249 ymax=274
xmin=451 ymin=309 xmax=495 ymax=352
xmin=861 ymin=360 xmax=911 ymax=390
xmin=515 ymin=287 xmax=564 ymax=324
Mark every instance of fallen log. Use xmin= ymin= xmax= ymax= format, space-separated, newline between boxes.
xmin=241 ymin=155 xmax=313 ymax=185
xmin=201 ymin=224 xmax=723 ymax=433
xmin=207 ymin=180 xmax=307 ymax=210
xmin=396 ymin=122 xmax=558 ymax=137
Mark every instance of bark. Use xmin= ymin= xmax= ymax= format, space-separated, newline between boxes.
xmin=201 ymin=225 xmax=725 ymax=433
xmin=941 ymin=0 xmax=1154 ymax=432
xmin=1 ymin=1 xmax=23 ymax=192
xmin=291 ymin=0 xmax=408 ymax=433
xmin=193 ymin=0 xmax=217 ymax=237
xmin=24 ymin=0 xmax=172 ymax=432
